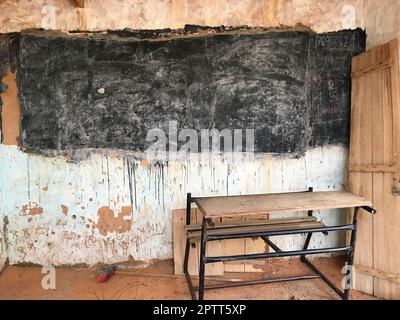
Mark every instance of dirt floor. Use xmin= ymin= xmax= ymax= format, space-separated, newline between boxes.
xmin=0 ymin=257 xmax=379 ymax=300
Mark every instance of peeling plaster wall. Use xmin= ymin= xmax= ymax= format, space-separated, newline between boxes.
xmin=0 ymin=0 xmax=364 ymax=33
xmin=0 ymin=0 xmax=374 ymax=269
xmin=0 ymin=145 xmax=349 ymax=266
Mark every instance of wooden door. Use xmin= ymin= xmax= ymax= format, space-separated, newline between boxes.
xmin=350 ymin=39 xmax=400 ymax=299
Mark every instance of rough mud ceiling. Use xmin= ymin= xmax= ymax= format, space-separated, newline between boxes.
xmin=15 ymin=26 xmax=365 ymax=155
xmin=0 ymin=0 xmax=365 ymax=33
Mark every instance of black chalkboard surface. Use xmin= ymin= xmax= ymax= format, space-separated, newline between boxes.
xmin=16 ymin=27 xmax=365 ymax=155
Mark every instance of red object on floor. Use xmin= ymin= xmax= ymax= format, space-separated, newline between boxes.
xmin=96 ymin=266 xmax=116 ymax=284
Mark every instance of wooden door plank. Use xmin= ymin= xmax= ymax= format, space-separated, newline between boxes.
xmin=382 ymin=68 xmax=395 ymax=165
xmin=349 ymin=164 xmax=397 ymax=172
xmin=349 ymin=45 xmax=374 ymax=295
xmin=389 ymin=40 xmax=400 ymax=171
xmin=371 ymin=68 xmax=384 ymax=166
xmin=360 ymin=71 xmax=373 ymax=166
xmin=350 ymin=39 xmax=400 ymax=299
xmin=350 ymin=172 xmax=374 ymax=295
xmin=351 ymin=58 xmax=392 ymax=79
xmin=355 ymin=263 xmax=400 ymax=284
xmin=349 ymin=76 xmax=362 ymax=166
xmin=373 ymin=173 xmax=400 ymax=299
xmin=372 ymin=40 xmax=400 ymax=299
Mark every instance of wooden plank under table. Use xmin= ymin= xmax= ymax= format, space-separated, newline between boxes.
xmin=193 ymin=191 xmax=372 ymax=218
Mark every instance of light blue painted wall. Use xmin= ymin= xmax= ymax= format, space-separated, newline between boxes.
xmin=0 ymin=144 xmax=349 ymax=267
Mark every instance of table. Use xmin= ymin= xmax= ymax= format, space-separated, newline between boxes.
xmin=183 ymin=188 xmax=375 ymax=300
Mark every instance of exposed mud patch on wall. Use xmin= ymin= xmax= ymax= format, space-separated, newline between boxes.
xmin=0 ymin=72 xmax=20 ymax=145
xmin=95 ymin=205 xmax=133 ymax=236
xmin=61 ymin=205 xmax=68 ymax=216
xmin=19 ymin=202 xmax=43 ymax=216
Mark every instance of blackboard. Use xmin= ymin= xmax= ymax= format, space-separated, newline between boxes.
xmin=16 ymin=27 xmax=365 ymax=155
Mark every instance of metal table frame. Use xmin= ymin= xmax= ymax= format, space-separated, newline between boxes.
xmin=183 ymin=188 xmax=376 ymax=300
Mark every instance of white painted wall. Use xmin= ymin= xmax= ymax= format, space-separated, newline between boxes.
xmin=0 ymin=210 xmax=6 ymax=271
xmin=0 ymin=145 xmax=348 ymax=266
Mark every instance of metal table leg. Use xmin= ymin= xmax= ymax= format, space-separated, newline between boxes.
xmin=343 ymin=206 xmax=359 ymax=300
xmin=198 ymin=217 xmax=208 ymax=300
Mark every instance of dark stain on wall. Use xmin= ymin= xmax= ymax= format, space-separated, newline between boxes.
xmin=14 ymin=26 xmax=365 ymax=155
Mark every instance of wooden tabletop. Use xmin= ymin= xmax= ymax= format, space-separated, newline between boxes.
xmin=193 ymin=191 xmax=373 ymax=218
